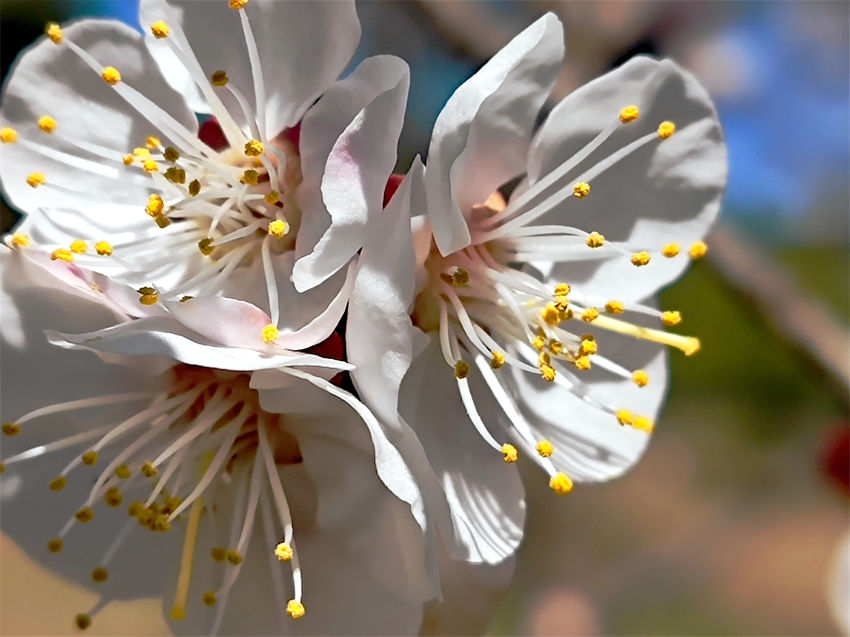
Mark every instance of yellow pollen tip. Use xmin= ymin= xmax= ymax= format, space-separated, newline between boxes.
xmin=142 ymin=159 xmax=159 ymax=174
xmin=619 ymin=104 xmax=640 ymax=123
xmin=262 ymin=324 xmax=279 ymax=344
xmin=46 ymin=23 xmax=64 ymax=44
xmin=49 ymin=476 xmax=67 ymax=491
xmin=226 ymin=549 xmax=243 ymax=565
xmin=27 ymin=172 xmax=46 ymax=188
xmin=91 ymin=567 xmax=108 ymax=583
xmin=141 ymin=461 xmax=158 ymax=477
xmin=122 ymin=154 xmax=134 ymax=165
xmin=454 ymin=360 xmax=470 ymax=379
xmin=241 ymin=169 xmax=259 ymax=185
xmin=211 ymin=70 xmax=229 ymax=87
xmin=662 ymin=243 xmax=680 ymax=258
xmin=573 ymin=181 xmax=591 ymax=199
xmin=75 ymin=507 xmax=94 ymax=523
xmin=553 ymin=282 xmax=571 ymax=297
xmin=230 ymin=0 xmax=249 ymax=8
xmin=689 ymin=241 xmax=708 ymax=259
xmin=661 ymin=310 xmax=682 ymax=326
xmin=631 ymin=251 xmax=651 ymax=267
xmin=198 ymin=237 xmax=215 ymax=256
xmin=605 ymin=300 xmax=625 ymax=314
xmin=134 ymin=147 xmax=150 ymax=158
xmin=632 ymin=415 xmax=655 ymax=433
xmin=150 ymin=20 xmax=170 ymax=38
xmin=104 ymin=487 xmax=122 ymax=507
xmin=536 ymin=440 xmax=554 ymax=458
xmin=632 ymin=369 xmax=649 ymax=387
xmin=581 ymin=307 xmax=599 ymax=322
xmin=541 ymin=304 xmax=561 ymax=325
xmin=244 ymin=139 xmax=264 ymax=157
xmin=585 ymin=231 xmax=605 ymax=248
xmin=286 ymin=600 xmax=306 ymax=619
xmin=145 ymin=136 xmax=161 ymax=150
xmin=616 ymin=409 xmax=633 ymax=426
xmin=501 ymin=443 xmax=518 ymax=463
xmin=574 ymin=355 xmax=592 ymax=371
xmin=11 ymin=233 xmax=30 ymax=248
xmin=548 ymin=339 xmax=564 ymax=355
xmin=115 ymin=465 xmax=131 ymax=479
xmin=449 ymin=266 xmax=469 ymax=287
xmin=274 ymin=542 xmax=293 ymax=561
xmin=657 ymin=121 xmax=676 ymax=139
xmin=268 ymin=219 xmax=289 ymax=238
xmin=95 ymin=240 xmax=113 ymax=256
xmin=0 ymin=127 xmax=18 ymax=143
xmin=47 ymin=538 xmax=63 ymax=553
xmin=138 ymin=287 xmax=160 ymax=305
xmin=490 ymin=351 xmax=506 ymax=369
xmin=75 ymin=614 xmax=92 ymax=630
xmin=37 ymin=115 xmax=57 ymax=133
xmin=549 ymin=472 xmax=573 ymax=495
xmin=2 ymin=422 xmax=20 ymax=436
xmin=188 ymin=179 xmax=201 ymax=196
xmin=80 ymin=450 xmax=98 ymax=466
xmin=532 ymin=335 xmax=546 ymax=351
xmin=540 ymin=363 xmax=556 ymax=382
xmin=579 ymin=338 xmax=597 ymax=356
xmin=163 ymin=146 xmax=180 ymax=162
xmin=211 ymin=547 xmax=226 ymax=562
xmin=101 ymin=66 xmax=122 ymax=85
xmin=51 ymin=249 xmax=74 ymax=263
xmin=69 ymin=239 xmax=88 ymax=254
xmin=203 ymin=591 xmax=217 ymax=606
xmin=146 ymin=193 xmax=164 ymax=216
xmin=265 ymin=190 xmax=280 ymax=205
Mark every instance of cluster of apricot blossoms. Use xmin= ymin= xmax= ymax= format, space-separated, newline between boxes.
xmin=0 ymin=1 xmax=725 ymax=635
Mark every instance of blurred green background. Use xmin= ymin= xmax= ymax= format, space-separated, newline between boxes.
xmin=1 ymin=1 xmax=847 ymax=635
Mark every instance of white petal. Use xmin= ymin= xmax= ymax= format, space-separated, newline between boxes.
xmin=527 ymin=56 xmax=727 ymax=301
xmin=139 ymin=0 xmax=360 ymax=137
xmin=424 ymin=13 xmax=564 ymax=255
xmin=293 ymin=55 xmax=410 ymax=291
xmin=0 ymin=19 xmax=196 ymax=215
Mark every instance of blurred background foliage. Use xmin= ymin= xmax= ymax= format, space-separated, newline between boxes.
xmin=1 ymin=1 xmax=848 ymax=635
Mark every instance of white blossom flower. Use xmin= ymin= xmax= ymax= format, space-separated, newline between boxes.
xmin=0 ymin=0 xmax=409 ymax=350
xmin=348 ymin=12 xmax=726 ymax=561
xmin=0 ymin=247 xmax=437 ymax=634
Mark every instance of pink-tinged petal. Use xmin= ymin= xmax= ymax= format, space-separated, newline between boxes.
xmin=163 ymin=295 xmax=270 ymax=349
xmin=425 ymin=12 xmax=564 ymax=256
xmin=139 ymin=0 xmax=360 ymax=137
xmin=527 ymin=56 xmax=727 ymax=301
xmin=292 ymin=55 xmax=410 ymax=291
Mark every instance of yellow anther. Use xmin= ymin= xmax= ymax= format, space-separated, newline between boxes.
xmin=619 ymin=104 xmax=640 ymax=123
xmin=101 ymin=66 xmax=122 ymax=85
xmin=548 ymin=339 xmax=564 ymax=355
xmin=585 ymin=231 xmax=605 ymax=248
xmin=155 ymin=215 xmax=172 ymax=228
xmin=11 ymin=232 xmax=30 ymax=247
xmin=661 ymin=310 xmax=682 ymax=326
xmin=104 ymin=487 xmax=122 ymax=507
xmin=573 ymin=181 xmax=591 ymax=199
xmin=146 ymin=136 xmax=161 ymax=149
xmin=163 ymin=146 xmax=180 ymax=163
xmin=657 ymin=121 xmax=676 ymax=139
xmin=241 ymin=169 xmax=259 ymax=185
xmin=286 ymin=600 xmax=306 ymax=619
xmin=662 ymin=243 xmax=680 ymax=258
xmin=632 ymin=415 xmax=655 ymax=433
xmin=141 ymin=461 xmax=158 ymax=477
xmin=540 ymin=363 xmax=556 ymax=382
xmin=46 ymin=23 xmax=64 ymax=44
xmin=198 ymin=237 xmax=215 ymax=256
xmin=51 ymin=249 xmax=74 ymax=263
xmin=47 ymin=538 xmax=63 ymax=553
xmin=2 ymin=422 xmax=20 ymax=436
xmin=268 ymin=219 xmax=289 ymax=238
xmin=75 ymin=507 xmax=94 ymax=523
xmin=0 ymin=127 xmax=18 ymax=143
xmin=454 ymin=360 xmax=470 ymax=379
xmin=531 ymin=334 xmax=546 ymax=351
xmin=581 ymin=307 xmax=599 ymax=322
xmin=115 ymin=465 xmax=131 ymax=479
xmin=689 ymin=241 xmax=708 ymax=259
xmin=164 ymin=166 xmax=186 ymax=184
xmin=244 ymin=139 xmax=264 ymax=156
xmin=275 ymin=543 xmax=293 ymax=561
xmin=37 ymin=115 xmax=57 ymax=133
xmin=150 ymin=20 xmax=170 ymax=38
xmin=536 ymin=440 xmax=554 ymax=458
xmin=490 ymin=351 xmax=506 ymax=369
xmin=211 ymin=547 xmax=226 ymax=562
xmin=122 ymin=154 xmax=134 ymax=165
xmin=138 ymin=287 xmax=160 ymax=305
xmin=69 ymin=239 xmax=88 ymax=254
xmin=501 ymin=443 xmax=518 ymax=463
xmin=616 ymin=409 xmax=633 ymax=426
xmin=26 ymin=172 xmax=46 ymax=188
xmin=574 ymin=355 xmax=591 ymax=371
xmin=188 ymin=179 xmax=201 ymax=196
xmin=211 ymin=70 xmax=229 ymax=87
xmin=579 ymin=338 xmax=597 ymax=356
xmin=146 ymin=193 xmax=164 ymax=216
xmin=553 ymin=282 xmax=571 ymax=297
xmin=75 ymin=614 xmax=92 ymax=630
xmin=262 ymin=324 xmax=279 ymax=344
xmin=127 ymin=501 xmax=144 ymax=518
xmin=142 ymin=159 xmax=159 ymax=174
xmin=203 ymin=591 xmax=217 ymax=606
xmin=632 ymin=369 xmax=649 ymax=387
xmin=549 ymin=472 xmax=573 ymax=495
xmin=449 ymin=266 xmax=469 ymax=287
xmin=49 ymin=475 xmax=66 ymax=491
xmin=134 ymin=147 xmax=151 ymax=158
xmin=91 ymin=567 xmax=109 ymax=583
xmin=180 ymin=295 xmax=193 ymax=302
xmin=81 ymin=450 xmax=98 ymax=466
xmin=541 ymin=304 xmax=561 ymax=325
xmin=226 ymin=549 xmax=243 ymax=565
xmin=229 ymin=0 xmax=249 ymax=9
xmin=95 ymin=240 xmax=113 ymax=256
xmin=154 ymin=514 xmax=172 ymax=532
xmin=631 ymin=251 xmax=651 ymax=267
xmin=265 ymin=190 xmax=280 ymax=205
